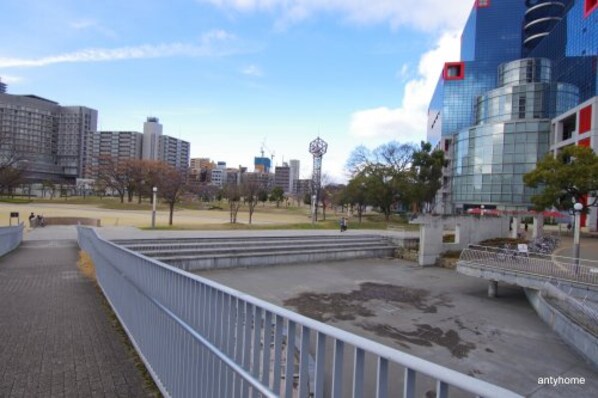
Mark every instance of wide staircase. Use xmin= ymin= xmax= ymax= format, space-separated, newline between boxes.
xmin=114 ymin=234 xmax=397 ymax=271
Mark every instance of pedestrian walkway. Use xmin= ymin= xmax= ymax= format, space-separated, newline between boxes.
xmin=0 ymin=232 xmax=154 ymax=397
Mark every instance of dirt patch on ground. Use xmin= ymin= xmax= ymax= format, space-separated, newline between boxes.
xmin=360 ymin=322 xmax=476 ymax=359
xmin=284 ymin=282 xmax=477 ymax=358
xmin=283 ymin=282 xmax=453 ymax=322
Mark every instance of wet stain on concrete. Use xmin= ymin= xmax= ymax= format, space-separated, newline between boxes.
xmin=283 ymin=282 xmax=453 ymax=322
xmin=359 ymin=322 xmax=476 ymax=359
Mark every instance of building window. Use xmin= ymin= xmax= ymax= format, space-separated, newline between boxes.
xmin=476 ymin=0 xmax=490 ymax=8
xmin=561 ymin=114 xmax=576 ymax=141
xmin=579 ymin=105 xmax=592 ymax=134
xmin=585 ymin=0 xmax=598 ymax=17
xmin=443 ymin=62 xmax=465 ymax=80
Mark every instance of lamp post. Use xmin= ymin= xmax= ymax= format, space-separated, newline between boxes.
xmin=152 ymin=187 xmax=157 ymax=229
xmin=480 ymin=204 xmax=485 ymax=216
xmin=311 ymin=194 xmax=317 ymax=225
xmin=573 ymin=201 xmax=583 ymax=274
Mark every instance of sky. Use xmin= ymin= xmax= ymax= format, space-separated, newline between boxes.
xmin=0 ymin=0 xmax=474 ymax=182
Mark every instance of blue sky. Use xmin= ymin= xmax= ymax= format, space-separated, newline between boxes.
xmin=0 ymin=0 xmax=473 ymax=181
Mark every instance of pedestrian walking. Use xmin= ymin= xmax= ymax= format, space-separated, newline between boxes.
xmin=28 ymin=212 xmax=36 ymax=228
xmin=340 ymin=217 xmax=348 ymax=232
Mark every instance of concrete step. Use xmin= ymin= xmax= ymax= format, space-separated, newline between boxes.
xmin=132 ymin=239 xmax=392 ymax=256
xmin=157 ymin=245 xmax=397 ymax=271
xmin=113 ymin=234 xmax=384 ymax=247
xmin=145 ymin=242 xmax=395 ymax=259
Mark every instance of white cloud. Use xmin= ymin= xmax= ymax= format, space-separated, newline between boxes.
xmin=198 ymin=0 xmax=472 ymax=31
xmin=70 ymin=19 xmax=118 ymax=39
xmin=241 ymin=64 xmax=263 ymax=77
xmin=0 ymin=30 xmax=252 ymax=68
xmin=395 ymin=63 xmax=410 ymax=80
xmin=349 ymin=30 xmax=461 ymax=142
xmin=0 ymin=75 xmax=24 ymax=84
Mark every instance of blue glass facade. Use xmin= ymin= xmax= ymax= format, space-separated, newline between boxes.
xmin=426 ymin=0 xmax=598 ymax=213
xmin=527 ymin=0 xmax=598 ymax=102
xmin=427 ymin=0 xmax=529 ymax=145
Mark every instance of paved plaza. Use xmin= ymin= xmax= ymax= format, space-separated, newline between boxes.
xmin=0 ymin=232 xmax=154 ymax=397
xmin=3 ymin=225 xmax=597 ymax=397
xmin=198 ymin=257 xmax=598 ymax=397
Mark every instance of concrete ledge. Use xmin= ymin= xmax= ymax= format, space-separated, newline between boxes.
xmin=42 ymin=217 xmax=101 ymax=227
xmin=457 ymin=262 xmax=598 ymax=300
xmin=165 ymin=247 xmax=396 ymax=271
xmin=525 ymin=289 xmax=598 ymax=369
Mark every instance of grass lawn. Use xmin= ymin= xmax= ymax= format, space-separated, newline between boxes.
xmin=0 ymin=195 xmax=417 ymax=231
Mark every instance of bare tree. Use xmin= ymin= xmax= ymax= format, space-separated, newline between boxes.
xmin=96 ymin=156 xmax=132 ymax=203
xmin=225 ymin=183 xmax=242 ymax=223
xmin=0 ymin=149 xmax=27 ymax=197
xmin=242 ymin=175 xmax=266 ymax=224
xmin=156 ymin=164 xmax=188 ymax=226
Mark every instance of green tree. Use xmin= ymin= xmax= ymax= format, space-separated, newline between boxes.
xmin=409 ymin=141 xmax=445 ymax=213
xmin=347 ymin=141 xmax=415 ymax=221
xmin=345 ymin=176 xmax=369 ymax=223
xmin=523 ymin=146 xmax=598 ymax=210
xmin=269 ymin=186 xmax=285 ymax=208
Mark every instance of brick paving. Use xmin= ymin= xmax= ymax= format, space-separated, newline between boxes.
xmin=0 ymin=239 xmax=154 ymax=397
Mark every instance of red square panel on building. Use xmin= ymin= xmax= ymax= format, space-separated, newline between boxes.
xmin=579 ymin=105 xmax=592 ymax=133
xmin=578 ymin=138 xmax=591 ymax=147
xmin=443 ymin=62 xmax=465 ymax=81
xmin=476 ymin=0 xmax=491 ymax=8
xmin=585 ymin=0 xmax=598 ymax=17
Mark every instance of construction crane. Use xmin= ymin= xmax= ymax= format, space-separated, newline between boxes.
xmin=260 ymin=140 xmax=276 ymax=164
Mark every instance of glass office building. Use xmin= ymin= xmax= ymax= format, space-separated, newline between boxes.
xmin=427 ymin=0 xmax=598 ymax=214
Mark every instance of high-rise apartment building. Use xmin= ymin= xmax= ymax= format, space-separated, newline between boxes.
xmin=57 ymin=106 xmax=98 ymax=177
xmin=158 ymin=135 xmax=190 ymax=171
xmin=0 ymin=93 xmax=97 ymax=182
xmin=83 ymin=131 xmax=143 ymax=178
xmin=142 ymin=117 xmax=162 ymax=160
xmin=289 ymin=159 xmax=300 ymax=194
xmin=427 ymin=0 xmax=597 ymax=229
xmin=0 ymin=78 xmax=6 ymax=94
xmin=274 ymin=163 xmax=291 ymax=193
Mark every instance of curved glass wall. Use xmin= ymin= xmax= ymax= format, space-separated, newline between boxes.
xmin=498 ymin=58 xmax=552 ymax=86
xmin=452 ymin=56 xmax=578 ymax=209
xmin=452 ymin=121 xmax=550 ymax=208
xmin=476 ymin=58 xmax=579 ymax=125
xmin=475 ymin=82 xmax=579 ymax=124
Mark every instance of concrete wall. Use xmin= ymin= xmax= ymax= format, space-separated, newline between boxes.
xmin=526 ymin=289 xmax=598 ymax=369
xmin=0 ymin=223 xmax=23 ymax=257
xmin=42 ymin=217 xmax=101 ymax=227
xmin=412 ymin=215 xmax=510 ymax=266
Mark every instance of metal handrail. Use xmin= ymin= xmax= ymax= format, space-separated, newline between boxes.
xmin=459 ymin=245 xmax=598 ymax=286
xmin=78 ymin=226 xmax=522 ymax=398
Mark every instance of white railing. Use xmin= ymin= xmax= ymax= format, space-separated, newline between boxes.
xmin=0 ymin=223 xmax=24 ymax=257
xmin=77 ymin=227 xmax=522 ymax=398
xmin=459 ymin=245 xmax=598 ymax=286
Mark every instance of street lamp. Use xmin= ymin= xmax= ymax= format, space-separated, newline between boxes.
xmin=152 ymin=187 xmax=158 ymax=229
xmin=573 ymin=201 xmax=583 ymax=274
xmin=480 ymin=204 xmax=485 ymax=216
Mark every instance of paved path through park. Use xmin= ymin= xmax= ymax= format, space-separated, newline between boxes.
xmin=0 ymin=234 xmax=153 ymax=397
